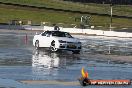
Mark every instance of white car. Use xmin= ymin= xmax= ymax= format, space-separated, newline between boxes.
xmin=33 ymin=30 xmax=81 ymax=53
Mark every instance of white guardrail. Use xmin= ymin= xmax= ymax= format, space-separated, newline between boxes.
xmin=26 ymin=25 xmax=132 ymax=38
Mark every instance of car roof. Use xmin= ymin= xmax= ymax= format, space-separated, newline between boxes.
xmin=45 ymin=30 xmax=68 ymax=33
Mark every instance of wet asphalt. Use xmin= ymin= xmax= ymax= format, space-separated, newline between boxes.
xmin=0 ymin=31 xmax=132 ymax=88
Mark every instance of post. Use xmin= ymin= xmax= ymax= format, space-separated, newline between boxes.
xmin=81 ymin=16 xmax=83 ymax=23
xmin=108 ymin=44 xmax=111 ymax=54
xmin=108 ymin=5 xmax=113 ymax=54
xmin=110 ymin=5 xmax=113 ymax=31
xmin=108 ymin=0 xmax=113 ymax=54
xmin=24 ymin=34 xmax=28 ymax=44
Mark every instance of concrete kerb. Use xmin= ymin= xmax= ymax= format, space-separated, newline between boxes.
xmin=24 ymin=25 xmax=132 ymax=38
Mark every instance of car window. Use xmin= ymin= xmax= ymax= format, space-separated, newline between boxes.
xmin=52 ymin=31 xmax=72 ymax=38
xmin=42 ymin=31 xmax=51 ymax=36
xmin=65 ymin=33 xmax=73 ymax=38
xmin=41 ymin=32 xmax=47 ymax=36
xmin=52 ymin=31 xmax=64 ymax=37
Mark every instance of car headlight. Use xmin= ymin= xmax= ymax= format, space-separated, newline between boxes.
xmin=58 ymin=40 xmax=67 ymax=43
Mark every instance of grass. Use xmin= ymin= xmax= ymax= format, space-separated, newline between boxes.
xmin=0 ymin=0 xmax=132 ymax=17
xmin=0 ymin=6 xmax=81 ymax=25
xmin=0 ymin=0 xmax=131 ymax=30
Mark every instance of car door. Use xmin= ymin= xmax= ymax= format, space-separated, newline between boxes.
xmin=39 ymin=31 xmax=52 ymax=47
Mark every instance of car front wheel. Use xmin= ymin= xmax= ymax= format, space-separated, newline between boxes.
xmin=50 ymin=40 xmax=58 ymax=52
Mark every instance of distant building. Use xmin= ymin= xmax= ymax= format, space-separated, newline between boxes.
xmin=63 ymin=0 xmax=132 ymax=5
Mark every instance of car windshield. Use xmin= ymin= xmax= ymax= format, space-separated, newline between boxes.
xmin=52 ymin=31 xmax=72 ymax=38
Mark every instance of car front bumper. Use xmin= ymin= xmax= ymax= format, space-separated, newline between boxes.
xmin=58 ymin=42 xmax=81 ymax=50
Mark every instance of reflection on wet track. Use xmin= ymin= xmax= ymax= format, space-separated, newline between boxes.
xmin=32 ymin=50 xmax=80 ymax=69
xmin=32 ymin=50 xmax=61 ymax=68
xmin=32 ymin=50 xmax=81 ymax=80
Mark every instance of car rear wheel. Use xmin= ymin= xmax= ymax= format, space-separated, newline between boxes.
xmin=35 ymin=40 xmax=39 ymax=50
xmin=50 ymin=40 xmax=58 ymax=52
